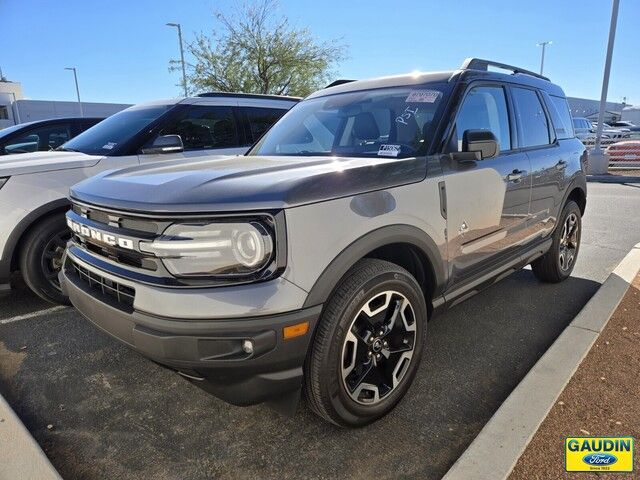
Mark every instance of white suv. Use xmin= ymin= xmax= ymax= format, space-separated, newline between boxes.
xmin=0 ymin=93 xmax=298 ymax=303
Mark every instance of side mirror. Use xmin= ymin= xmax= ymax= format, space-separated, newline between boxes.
xmin=462 ymin=129 xmax=499 ymax=159
xmin=141 ymin=134 xmax=184 ymax=154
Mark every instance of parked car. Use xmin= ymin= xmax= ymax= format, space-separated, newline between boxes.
xmin=608 ymin=120 xmax=640 ymax=133
xmin=0 ymin=117 xmax=103 ymax=155
xmin=572 ymin=117 xmax=596 ymax=143
xmin=592 ymin=121 xmax=631 ymax=139
xmin=0 ymin=93 xmax=298 ymax=302
xmin=606 ymin=140 xmax=640 ymax=165
xmin=60 ymin=58 xmax=587 ymax=427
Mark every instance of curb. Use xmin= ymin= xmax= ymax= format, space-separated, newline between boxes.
xmin=587 ymin=174 xmax=640 ymax=183
xmin=443 ymin=242 xmax=640 ymax=480
xmin=0 ymin=393 xmax=61 ymax=480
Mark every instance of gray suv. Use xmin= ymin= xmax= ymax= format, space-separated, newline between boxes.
xmin=60 ymin=58 xmax=587 ymax=427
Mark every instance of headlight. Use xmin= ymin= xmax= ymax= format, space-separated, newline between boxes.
xmin=0 ymin=177 xmax=9 ymax=190
xmin=139 ymin=221 xmax=274 ymax=277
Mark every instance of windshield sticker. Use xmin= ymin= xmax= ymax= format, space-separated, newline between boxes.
xmin=406 ymin=90 xmax=441 ymax=103
xmin=396 ymin=106 xmax=418 ymax=125
xmin=378 ymin=144 xmax=401 ymax=157
xmin=102 ymin=142 xmax=117 ymax=150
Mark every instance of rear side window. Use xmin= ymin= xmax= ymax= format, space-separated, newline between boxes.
xmin=159 ymin=105 xmax=239 ymax=151
xmin=544 ymin=94 xmax=574 ymax=140
xmin=512 ymin=87 xmax=551 ymax=147
xmin=454 ymin=85 xmax=511 ymax=152
xmin=243 ymin=107 xmax=288 ymax=145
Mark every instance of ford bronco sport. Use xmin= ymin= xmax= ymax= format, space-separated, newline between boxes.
xmin=60 ymin=58 xmax=586 ymax=427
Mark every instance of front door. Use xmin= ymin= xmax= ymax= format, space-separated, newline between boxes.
xmin=441 ymin=84 xmax=532 ymax=286
xmin=138 ymin=104 xmax=246 ymax=165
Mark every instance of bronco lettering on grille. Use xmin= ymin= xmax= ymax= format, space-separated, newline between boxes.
xmin=67 ymin=218 xmax=134 ymax=250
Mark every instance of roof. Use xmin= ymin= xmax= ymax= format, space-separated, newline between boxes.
xmin=309 ymin=58 xmax=565 ymax=99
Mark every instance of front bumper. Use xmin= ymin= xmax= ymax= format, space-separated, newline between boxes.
xmin=60 ymin=252 xmax=322 ymax=407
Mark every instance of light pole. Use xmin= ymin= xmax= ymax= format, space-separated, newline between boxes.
xmin=64 ymin=67 xmax=83 ymax=117
xmin=166 ymin=22 xmax=188 ymax=97
xmin=593 ymin=0 xmax=620 ymax=155
xmin=536 ymin=41 xmax=552 ymax=75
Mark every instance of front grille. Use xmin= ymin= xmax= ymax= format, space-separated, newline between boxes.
xmin=69 ymin=204 xmax=162 ymax=272
xmin=72 ymin=204 xmax=162 ymax=234
xmin=67 ymin=258 xmax=135 ymax=311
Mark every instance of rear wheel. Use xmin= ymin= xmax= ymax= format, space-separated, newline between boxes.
xmin=304 ymin=259 xmax=427 ymax=427
xmin=531 ymin=200 xmax=582 ymax=283
xmin=19 ymin=214 xmax=71 ymax=305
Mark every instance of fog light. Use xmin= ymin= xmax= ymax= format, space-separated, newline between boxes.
xmin=242 ymin=339 xmax=254 ymax=354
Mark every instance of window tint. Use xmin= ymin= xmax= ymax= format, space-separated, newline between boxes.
xmin=512 ymin=87 xmax=551 ymax=147
xmin=545 ymin=94 xmax=574 ymax=140
xmin=454 ymin=86 xmax=511 ymax=152
xmin=243 ymin=107 xmax=287 ymax=144
xmin=3 ymin=124 xmax=70 ymax=153
xmin=159 ymin=105 xmax=238 ymax=151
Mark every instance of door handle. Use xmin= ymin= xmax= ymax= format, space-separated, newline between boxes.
xmin=506 ymin=169 xmax=524 ymax=182
xmin=556 ymin=159 xmax=567 ymax=170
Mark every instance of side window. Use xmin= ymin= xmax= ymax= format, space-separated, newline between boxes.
xmin=454 ymin=86 xmax=511 ymax=152
xmin=159 ymin=105 xmax=238 ymax=151
xmin=3 ymin=124 xmax=71 ymax=153
xmin=243 ymin=107 xmax=288 ymax=145
xmin=512 ymin=87 xmax=551 ymax=147
xmin=544 ymin=94 xmax=575 ymax=140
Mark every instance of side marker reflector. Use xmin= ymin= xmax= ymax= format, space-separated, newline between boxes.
xmin=283 ymin=321 xmax=309 ymax=339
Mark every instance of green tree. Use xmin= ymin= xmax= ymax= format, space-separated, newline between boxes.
xmin=173 ymin=0 xmax=347 ymax=97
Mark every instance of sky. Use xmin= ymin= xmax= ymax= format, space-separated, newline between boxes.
xmin=1 ymin=0 xmax=638 ymax=105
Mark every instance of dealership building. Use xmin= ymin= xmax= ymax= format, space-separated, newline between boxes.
xmin=0 ymin=77 xmax=129 ymax=129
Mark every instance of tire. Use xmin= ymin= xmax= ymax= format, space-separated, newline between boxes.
xmin=19 ymin=213 xmax=71 ymax=305
xmin=304 ymin=258 xmax=427 ymax=427
xmin=531 ymin=200 xmax=582 ymax=283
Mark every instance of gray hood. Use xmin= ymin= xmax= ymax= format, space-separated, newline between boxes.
xmin=0 ymin=151 xmax=102 ymax=176
xmin=70 ymin=154 xmax=427 ymax=213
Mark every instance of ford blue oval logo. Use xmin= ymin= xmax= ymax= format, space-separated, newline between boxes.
xmin=582 ymin=453 xmax=617 ymax=466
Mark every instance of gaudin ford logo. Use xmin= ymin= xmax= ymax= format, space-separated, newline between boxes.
xmin=67 ymin=218 xmax=135 ymax=250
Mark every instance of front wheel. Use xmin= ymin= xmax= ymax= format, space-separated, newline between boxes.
xmin=304 ymin=259 xmax=427 ymax=427
xmin=19 ymin=213 xmax=72 ymax=305
xmin=531 ymin=200 xmax=582 ymax=283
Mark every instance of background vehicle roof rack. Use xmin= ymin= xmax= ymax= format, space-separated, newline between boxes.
xmin=325 ymin=79 xmax=356 ymax=88
xmin=196 ymin=92 xmax=301 ymax=101
xmin=460 ymin=58 xmax=549 ymax=81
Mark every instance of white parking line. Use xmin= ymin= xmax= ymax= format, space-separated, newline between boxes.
xmin=0 ymin=306 xmax=69 ymax=325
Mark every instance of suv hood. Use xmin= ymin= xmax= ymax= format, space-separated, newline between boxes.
xmin=70 ymin=154 xmax=427 ymax=213
xmin=0 ymin=151 xmax=102 ymax=176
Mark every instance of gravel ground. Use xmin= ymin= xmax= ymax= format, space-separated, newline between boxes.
xmin=509 ymin=273 xmax=640 ymax=480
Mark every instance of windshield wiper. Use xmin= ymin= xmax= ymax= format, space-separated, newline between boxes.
xmin=55 ymin=147 xmax=80 ymax=152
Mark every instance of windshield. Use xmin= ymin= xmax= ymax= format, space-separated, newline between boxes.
xmin=60 ymin=104 xmax=172 ymax=155
xmin=248 ymin=85 xmax=447 ymax=158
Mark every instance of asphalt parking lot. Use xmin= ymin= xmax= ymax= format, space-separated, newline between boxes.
xmin=1 ymin=181 xmax=639 ymax=480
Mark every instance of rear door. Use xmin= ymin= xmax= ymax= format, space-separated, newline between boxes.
xmin=443 ymin=83 xmax=532 ymax=285
xmin=511 ymin=87 xmax=564 ymax=238
xmin=239 ymin=106 xmax=289 ymax=148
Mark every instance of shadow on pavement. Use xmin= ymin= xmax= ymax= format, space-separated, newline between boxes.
xmin=0 ymin=270 xmax=600 ymax=480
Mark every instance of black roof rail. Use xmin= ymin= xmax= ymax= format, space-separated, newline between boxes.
xmin=196 ymin=92 xmax=301 ymax=101
xmin=325 ymin=79 xmax=356 ymax=88
xmin=460 ymin=58 xmax=550 ymax=81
